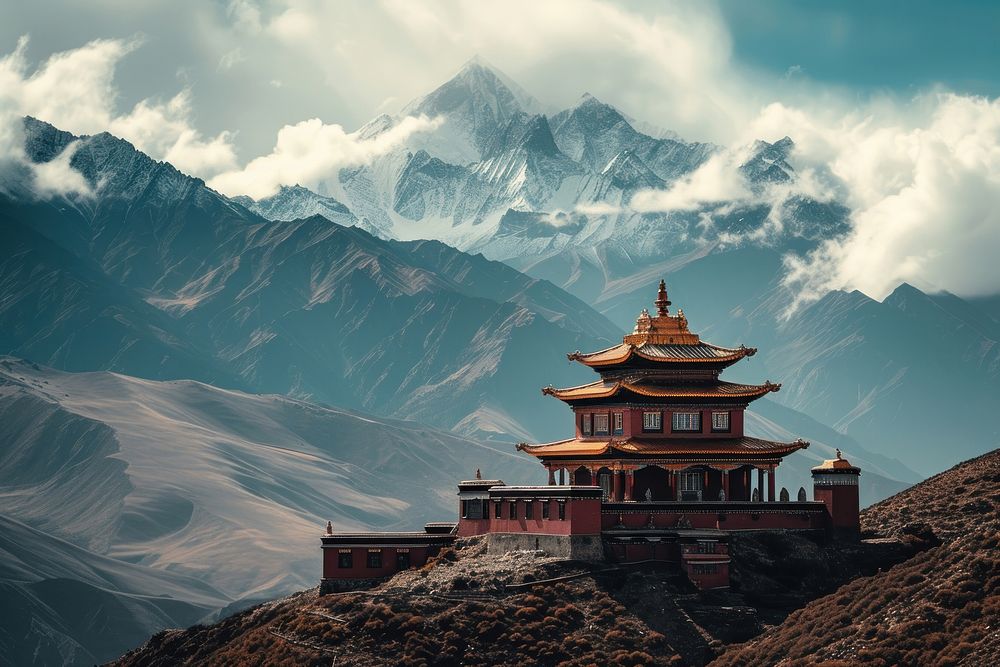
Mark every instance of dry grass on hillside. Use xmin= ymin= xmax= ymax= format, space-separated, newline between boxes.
xmin=712 ymin=449 xmax=1000 ymax=667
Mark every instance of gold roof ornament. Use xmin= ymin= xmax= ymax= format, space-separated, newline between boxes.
xmin=623 ymin=280 xmax=700 ymax=346
xmin=811 ymin=449 xmax=861 ymax=472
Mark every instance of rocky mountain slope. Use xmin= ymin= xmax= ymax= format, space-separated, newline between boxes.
xmin=0 ymin=359 xmax=537 ymax=600
xmin=6 ymin=117 xmax=622 ymax=442
xmin=111 ymin=491 xmax=932 ymax=666
xmin=112 ymin=450 xmax=994 ymax=666
xmin=0 ymin=513 xmax=227 ymax=667
xmin=714 ymin=448 xmax=1000 ymax=666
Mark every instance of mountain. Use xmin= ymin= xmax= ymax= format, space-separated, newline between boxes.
xmin=399 ymin=56 xmax=546 ymax=165
xmin=714 ymin=449 xmax=1000 ymax=666
xmin=563 ymin=246 xmax=1000 ymax=477
xmin=6 ymin=117 xmax=622 ymax=442
xmin=0 ymin=358 xmax=538 ymax=597
xmin=0 ymin=513 xmax=227 ymax=667
xmin=232 ymin=185 xmax=375 ymax=234
xmin=549 ymin=93 xmax=714 ymax=182
xmin=114 ymin=447 xmax=984 ymax=667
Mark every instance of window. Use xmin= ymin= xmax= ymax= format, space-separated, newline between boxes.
xmin=557 ymin=501 xmax=566 ymax=520
xmin=509 ymin=501 xmax=517 ymax=519
xmin=594 ymin=413 xmax=609 ymax=435
xmin=598 ymin=472 xmax=612 ymax=501
xmin=396 ymin=551 xmax=411 ymax=569
xmin=695 ymin=541 xmax=717 ymax=554
xmin=581 ymin=413 xmax=592 ymax=435
xmin=494 ymin=501 xmax=502 ymax=518
xmin=642 ymin=411 xmax=662 ymax=432
xmin=338 ymin=551 xmax=353 ymax=568
xmin=681 ymin=471 xmax=704 ymax=491
xmin=613 ymin=412 xmax=624 ymax=435
xmin=462 ymin=498 xmax=485 ymax=520
xmin=711 ymin=411 xmax=730 ymax=432
xmin=672 ymin=412 xmax=701 ymax=432
xmin=524 ymin=500 xmax=533 ymax=519
xmin=366 ymin=550 xmax=382 ymax=568
xmin=541 ymin=500 xmax=550 ymax=519
xmin=692 ymin=564 xmax=719 ymax=575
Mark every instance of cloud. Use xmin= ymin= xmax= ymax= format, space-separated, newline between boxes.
xmin=781 ymin=94 xmax=1000 ymax=306
xmin=0 ymin=35 xmax=240 ymax=196
xmin=109 ymin=91 xmax=238 ymax=178
xmin=208 ymin=114 xmax=443 ymax=199
xmin=575 ymin=201 xmax=621 ymax=216
xmin=30 ymin=140 xmax=93 ymax=198
xmin=631 ymin=152 xmax=753 ymax=212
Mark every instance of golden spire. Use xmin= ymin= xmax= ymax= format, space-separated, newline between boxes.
xmin=655 ymin=279 xmax=671 ymax=316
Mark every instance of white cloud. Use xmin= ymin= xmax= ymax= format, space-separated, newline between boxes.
xmin=208 ymin=114 xmax=443 ymax=198
xmin=30 ymin=140 xmax=93 ymax=198
xmin=782 ymin=94 xmax=1000 ymax=306
xmin=575 ymin=201 xmax=621 ymax=216
xmin=218 ymin=48 xmax=246 ymax=71
xmin=109 ymin=91 xmax=238 ymax=178
xmin=0 ymin=36 xmax=240 ymax=196
xmin=631 ymin=152 xmax=753 ymax=212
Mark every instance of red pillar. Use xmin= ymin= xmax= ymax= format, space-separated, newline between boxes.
xmin=722 ymin=469 xmax=730 ymax=500
xmin=547 ymin=466 xmax=555 ymax=485
xmin=757 ymin=468 xmax=765 ymax=502
xmin=625 ymin=469 xmax=634 ymax=501
xmin=768 ymin=467 xmax=776 ymax=502
xmin=673 ymin=470 xmax=681 ymax=501
xmin=559 ymin=468 xmax=565 ymax=485
xmin=613 ymin=470 xmax=623 ymax=501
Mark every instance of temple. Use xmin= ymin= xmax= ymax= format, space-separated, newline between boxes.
xmin=321 ymin=281 xmax=862 ymax=593
xmin=518 ymin=279 xmax=806 ymax=505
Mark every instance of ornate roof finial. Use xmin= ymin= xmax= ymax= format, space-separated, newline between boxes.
xmin=325 ymin=520 xmax=333 ymax=535
xmin=475 ymin=468 xmax=482 ymax=480
xmin=655 ymin=279 xmax=671 ymax=316
xmin=836 ymin=448 xmax=842 ymax=460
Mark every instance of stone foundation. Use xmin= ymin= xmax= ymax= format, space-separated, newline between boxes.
xmin=487 ymin=532 xmax=604 ymax=561
xmin=319 ymin=577 xmax=385 ymax=595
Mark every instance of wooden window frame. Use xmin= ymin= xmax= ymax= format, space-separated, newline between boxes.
xmin=581 ymin=412 xmax=592 ymax=435
xmin=594 ymin=413 xmax=610 ymax=436
xmin=711 ymin=411 xmax=731 ymax=433
xmin=671 ymin=411 xmax=701 ymax=433
xmin=613 ymin=412 xmax=624 ymax=435
xmin=642 ymin=410 xmax=663 ymax=433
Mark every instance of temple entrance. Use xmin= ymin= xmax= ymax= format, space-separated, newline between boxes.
xmin=596 ymin=467 xmax=613 ymax=501
xmin=573 ymin=466 xmax=592 ymax=485
xmin=633 ymin=465 xmax=670 ymax=501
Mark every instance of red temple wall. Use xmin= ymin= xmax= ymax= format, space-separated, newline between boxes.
xmin=457 ymin=517 xmax=492 ymax=537
xmin=322 ymin=545 xmax=435 ymax=580
xmin=577 ymin=407 xmax=746 ymax=440
xmin=600 ymin=508 xmax=826 ymax=531
xmin=489 ymin=498 xmax=602 ymax=536
xmin=814 ymin=485 xmax=860 ymax=530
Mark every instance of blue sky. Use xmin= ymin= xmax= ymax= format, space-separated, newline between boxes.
xmin=717 ymin=0 xmax=1000 ymax=97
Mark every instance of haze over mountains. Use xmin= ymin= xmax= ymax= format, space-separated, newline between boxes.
xmin=1 ymin=56 xmax=998 ymax=665
xmin=244 ymin=59 xmax=1000 ymax=475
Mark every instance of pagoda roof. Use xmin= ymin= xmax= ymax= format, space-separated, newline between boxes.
xmin=542 ymin=379 xmax=780 ymax=402
xmin=517 ymin=436 xmax=809 ymax=459
xmin=566 ymin=280 xmax=756 ymax=369
xmin=567 ymin=341 xmax=755 ymax=368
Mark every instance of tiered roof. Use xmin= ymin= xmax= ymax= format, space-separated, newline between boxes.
xmin=565 ymin=280 xmax=755 ymax=371
xmin=517 ymin=437 xmax=809 ymax=458
xmin=542 ymin=379 xmax=780 ymax=403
